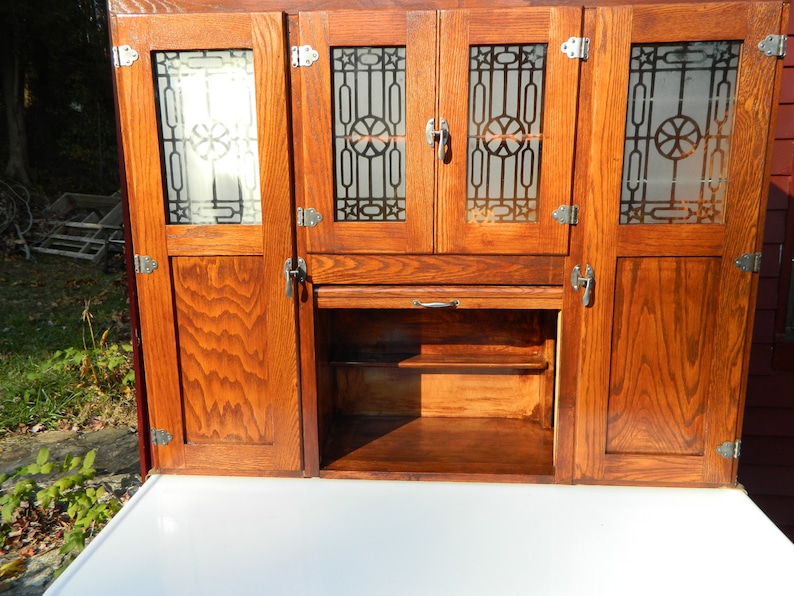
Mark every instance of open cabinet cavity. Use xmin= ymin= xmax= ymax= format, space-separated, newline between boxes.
xmin=314 ymin=304 xmax=558 ymax=480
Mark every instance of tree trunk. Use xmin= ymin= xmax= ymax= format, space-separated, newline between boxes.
xmin=1 ymin=22 xmax=32 ymax=186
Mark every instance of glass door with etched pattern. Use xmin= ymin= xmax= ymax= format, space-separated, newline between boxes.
xmin=436 ymin=7 xmax=581 ymax=255
xmin=113 ymin=13 xmax=302 ymax=474
xmin=574 ymin=3 xmax=784 ymax=486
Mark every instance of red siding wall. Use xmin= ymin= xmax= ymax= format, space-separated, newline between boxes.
xmin=739 ymin=17 xmax=794 ymax=543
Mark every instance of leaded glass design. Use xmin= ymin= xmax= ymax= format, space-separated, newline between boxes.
xmin=332 ymin=47 xmax=406 ymax=222
xmin=154 ymin=50 xmax=261 ymax=225
xmin=467 ymin=44 xmax=547 ymax=224
xmin=620 ymin=41 xmax=741 ymax=225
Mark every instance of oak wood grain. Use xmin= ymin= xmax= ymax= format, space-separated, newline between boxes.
xmin=321 ymin=416 xmax=555 ymax=476
xmin=605 ymin=257 xmax=718 ymax=456
xmin=308 ymin=254 xmax=565 ymax=285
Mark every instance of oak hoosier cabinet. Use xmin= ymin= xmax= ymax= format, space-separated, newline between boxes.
xmin=108 ymin=0 xmax=789 ymax=488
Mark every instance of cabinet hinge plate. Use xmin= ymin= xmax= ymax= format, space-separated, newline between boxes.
xmin=134 ymin=255 xmax=158 ymax=275
xmin=734 ymin=252 xmax=762 ymax=273
xmin=561 ymin=37 xmax=590 ymax=60
xmin=297 ymin=207 xmax=323 ymax=227
xmin=151 ymin=428 xmax=173 ymax=446
xmin=716 ymin=440 xmax=741 ymax=459
xmin=552 ymin=204 xmax=579 ymax=225
xmin=112 ymin=45 xmax=139 ymax=67
xmin=758 ymin=34 xmax=787 ymax=57
xmin=292 ymin=45 xmax=319 ymax=67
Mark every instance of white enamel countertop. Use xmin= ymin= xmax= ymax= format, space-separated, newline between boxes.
xmin=47 ymin=475 xmax=794 ymax=595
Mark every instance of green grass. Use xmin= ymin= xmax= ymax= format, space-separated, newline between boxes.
xmin=0 ymin=254 xmax=136 ymax=435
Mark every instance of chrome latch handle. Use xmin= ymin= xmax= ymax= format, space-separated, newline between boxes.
xmin=571 ymin=264 xmax=595 ymax=307
xmin=425 ymin=118 xmax=450 ymax=161
xmin=284 ymin=257 xmax=307 ymax=299
xmin=412 ymin=299 xmax=460 ymax=309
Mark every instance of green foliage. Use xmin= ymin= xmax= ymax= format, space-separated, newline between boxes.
xmin=0 ymin=447 xmax=121 ymax=577
xmin=0 ymin=257 xmax=137 ymax=434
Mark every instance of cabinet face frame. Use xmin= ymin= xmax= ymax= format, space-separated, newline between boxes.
xmin=112 ymin=13 xmax=303 ymax=474
xmin=572 ymin=2 xmax=784 ymax=486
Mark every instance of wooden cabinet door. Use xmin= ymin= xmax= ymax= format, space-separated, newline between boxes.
xmin=113 ymin=13 xmax=302 ymax=474
xmin=436 ymin=7 xmax=581 ymax=255
xmin=297 ymin=11 xmax=437 ymax=254
xmin=573 ymin=3 xmax=784 ymax=486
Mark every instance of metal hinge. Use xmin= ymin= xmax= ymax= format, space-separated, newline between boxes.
xmin=151 ymin=428 xmax=173 ymax=446
xmin=552 ymin=205 xmax=579 ymax=225
xmin=297 ymin=207 xmax=323 ymax=227
xmin=561 ymin=37 xmax=590 ymax=60
xmin=758 ymin=34 xmax=787 ymax=57
xmin=133 ymin=255 xmax=158 ymax=274
xmin=292 ymin=45 xmax=319 ymax=67
xmin=734 ymin=252 xmax=762 ymax=273
xmin=112 ymin=45 xmax=139 ymax=67
xmin=716 ymin=440 xmax=741 ymax=460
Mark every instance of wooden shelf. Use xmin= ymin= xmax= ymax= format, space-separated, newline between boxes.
xmin=321 ymin=416 xmax=554 ymax=477
xmin=330 ymin=353 xmax=548 ymax=371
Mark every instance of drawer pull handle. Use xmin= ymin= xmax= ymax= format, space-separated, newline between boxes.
xmin=412 ymin=299 xmax=460 ymax=308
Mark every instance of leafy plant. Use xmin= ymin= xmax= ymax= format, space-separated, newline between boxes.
xmin=0 ymin=447 xmax=121 ymax=578
xmin=0 ymin=290 xmax=136 ymax=434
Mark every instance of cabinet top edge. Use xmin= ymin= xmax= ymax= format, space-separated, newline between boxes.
xmin=108 ymin=0 xmax=789 ymax=17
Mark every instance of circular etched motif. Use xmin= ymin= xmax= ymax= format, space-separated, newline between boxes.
xmin=484 ymin=116 xmax=525 ymax=157
xmin=350 ymin=117 xmax=391 ymax=157
xmin=190 ymin=122 xmax=232 ymax=159
xmin=654 ymin=115 xmax=702 ymax=161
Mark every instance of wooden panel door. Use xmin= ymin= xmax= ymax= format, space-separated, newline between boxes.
xmin=112 ymin=13 xmax=302 ymax=474
xmin=297 ymin=11 xmax=436 ymax=254
xmin=436 ymin=7 xmax=580 ymax=255
xmin=573 ymin=3 xmax=784 ymax=486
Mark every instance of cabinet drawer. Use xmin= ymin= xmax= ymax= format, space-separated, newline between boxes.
xmin=314 ymin=285 xmax=563 ymax=310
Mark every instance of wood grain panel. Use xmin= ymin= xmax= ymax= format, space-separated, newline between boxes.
xmin=166 ymin=225 xmax=263 ymax=255
xmin=308 ymin=254 xmax=565 ymax=285
xmin=616 ymin=225 xmax=725 ymax=257
xmin=630 ymin=3 xmax=749 ymax=41
xmin=173 ymin=256 xmax=274 ymax=444
xmin=334 ymin=368 xmax=542 ymax=418
xmin=606 ymin=257 xmax=719 ymax=455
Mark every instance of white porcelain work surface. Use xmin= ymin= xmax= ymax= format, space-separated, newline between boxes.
xmin=47 ymin=475 xmax=794 ymax=595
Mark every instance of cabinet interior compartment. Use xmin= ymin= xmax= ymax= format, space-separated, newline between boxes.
xmin=315 ymin=306 xmax=558 ymax=478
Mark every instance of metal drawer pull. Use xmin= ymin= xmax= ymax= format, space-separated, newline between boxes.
xmin=412 ymin=299 xmax=460 ymax=308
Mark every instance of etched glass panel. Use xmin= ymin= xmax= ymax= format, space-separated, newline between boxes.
xmin=332 ymin=47 xmax=406 ymax=222
xmin=621 ymin=41 xmax=741 ymax=224
xmin=467 ymin=44 xmax=547 ymax=224
xmin=154 ymin=50 xmax=261 ymax=225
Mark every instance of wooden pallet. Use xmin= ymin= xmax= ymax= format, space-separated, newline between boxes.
xmin=32 ymin=193 xmax=124 ymax=264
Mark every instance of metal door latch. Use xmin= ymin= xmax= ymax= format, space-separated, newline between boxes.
xmin=426 ymin=118 xmax=450 ymax=162
xmin=571 ymin=264 xmax=595 ymax=307
xmin=284 ymin=257 xmax=307 ymax=298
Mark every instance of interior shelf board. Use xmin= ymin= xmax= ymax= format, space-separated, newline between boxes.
xmin=330 ymin=353 xmax=548 ymax=370
xmin=322 ymin=415 xmax=555 ymax=477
